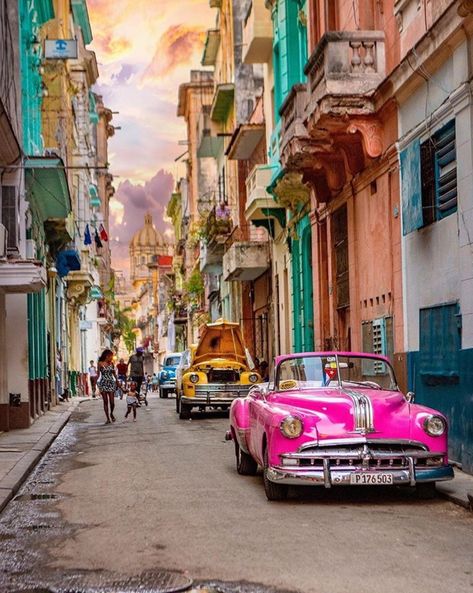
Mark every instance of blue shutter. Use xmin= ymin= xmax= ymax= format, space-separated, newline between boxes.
xmin=400 ymin=139 xmax=423 ymax=235
xmin=434 ymin=121 xmax=457 ymax=219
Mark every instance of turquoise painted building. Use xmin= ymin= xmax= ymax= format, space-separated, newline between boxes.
xmin=269 ymin=0 xmax=314 ymax=352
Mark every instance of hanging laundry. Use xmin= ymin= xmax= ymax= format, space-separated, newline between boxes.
xmin=94 ymin=229 xmax=103 ymax=249
xmin=99 ymin=223 xmax=109 ymax=242
xmin=84 ymin=224 xmax=92 ymax=246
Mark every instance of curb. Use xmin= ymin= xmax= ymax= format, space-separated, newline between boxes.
xmin=437 ymin=489 xmax=473 ymax=511
xmin=0 ymin=400 xmax=81 ymax=515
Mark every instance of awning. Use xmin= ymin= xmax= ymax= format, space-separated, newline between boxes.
xmin=89 ymin=183 xmax=101 ymax=207
xmin=25 ymin=156 xmax=72 ymax=221
xmin=210 ymin=83 xmax=234 ymax=122
xmin=226 ymin=123 xmax=265 ymax=160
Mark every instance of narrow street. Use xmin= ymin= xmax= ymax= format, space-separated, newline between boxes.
xmin=0 ymin=395 xmax=471 ymax=593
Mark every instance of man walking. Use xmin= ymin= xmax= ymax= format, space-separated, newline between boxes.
xmin=88 ymin=360 xmax=98 ymax=398
xmin=128 ymin=347 xmax=145 ymax=401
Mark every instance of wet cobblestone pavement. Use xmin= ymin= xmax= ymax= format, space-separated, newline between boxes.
xmin=0 ymin=412 xmax=295 ymax=593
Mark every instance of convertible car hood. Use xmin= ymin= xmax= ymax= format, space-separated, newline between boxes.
xmin=193 ymin=320 xmax=249 ymax=366
xmin=271 ymin=388 xmax=412 ymax=440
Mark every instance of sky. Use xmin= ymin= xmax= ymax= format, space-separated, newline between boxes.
xmin=88 ymin=0 xmax=213 ymax=273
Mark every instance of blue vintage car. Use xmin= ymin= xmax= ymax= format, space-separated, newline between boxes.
xmin=158 ymin=352 xmax=182 ymax=398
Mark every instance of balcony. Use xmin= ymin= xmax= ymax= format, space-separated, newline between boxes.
xmin=279 ymin=84 xmax=313 ymax=169
xmin=202 ymin=29 xmax=221 ymax=67
xmin=223 ymin=241 xmax=270 ymax=282
xmin=245 ymin=165 xmax=286 ymax=228
xmin=197 ymin=107 xmax=223 ymax=158
xmin=0 ymin=259 xmax=47 ymax=293
xmin=210 ymin=83 xmax=234 ymax=123
xmin=200 ymin=240 xmax=223 ymax=274
xmin=305 ymin=31 xmax=385 ymax=122
xmin=242 ymin=0 xmax=273 ymax=65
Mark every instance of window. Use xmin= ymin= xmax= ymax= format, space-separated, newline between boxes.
xmin=1 ymin=186 xmax=18 ymax=251
xmin=332 ymin=205 xmax=349 ymax=309
xmin=401 ymin=120 xmax=457 ymax=234
xmin=362 ymin=317 xmax=393 ymax=375
xmin=421 ymin=120 xmax=457 ymax=223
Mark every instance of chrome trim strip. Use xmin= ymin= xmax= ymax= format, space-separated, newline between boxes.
xmin=344 ymin=389 xmax=375 ymax=433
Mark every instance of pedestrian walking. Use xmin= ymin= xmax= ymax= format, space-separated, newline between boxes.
xmin=97 ymin=349 xmax=118 ymax=424
xmin=116 ymin=358 xmax=128 ymax=382
xmin=88 ymin=360 xmax=98 ymax=398
xmin=125 ymin=381 xmax=140 ymax=422
xmin=127 ymin=347 xmax=145 ymax=398
xmin=151 ymin=373 xmax=159 ymax=392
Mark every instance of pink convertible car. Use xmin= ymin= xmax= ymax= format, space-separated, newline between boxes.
xmin=227 ymin=352 xmax=454 ymax=500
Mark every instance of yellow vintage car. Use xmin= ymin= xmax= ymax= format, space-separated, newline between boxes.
xmin=178 ymin=319 xmax=260 ymax=419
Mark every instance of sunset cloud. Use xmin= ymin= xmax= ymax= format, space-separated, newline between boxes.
xmin=109 ymin=170 xmax=175 ymax=273
xmin=87 ymin=0 xmax=213 ymax=271
xmin=141 ymin=25 xmax=206 ymax=83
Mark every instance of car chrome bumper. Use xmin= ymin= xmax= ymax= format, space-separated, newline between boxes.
xmin=159 ymin=381 xmax=176 ymax=389
xmin=182 ymin=392 xmax=248 ymax=407
xmin=266 ymin=464 xmax=454 ymax=488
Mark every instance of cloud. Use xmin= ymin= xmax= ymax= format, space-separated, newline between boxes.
xmin=141 ymin=25 xmax=206 ymax=83
xmin=110 ymin=170 xmax=175 ymax=272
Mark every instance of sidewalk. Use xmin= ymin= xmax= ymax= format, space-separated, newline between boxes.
xmin=0 ymin=399 xmax=472 ymax=513
xmin=0 ymin=398 xmax=83 ymax=513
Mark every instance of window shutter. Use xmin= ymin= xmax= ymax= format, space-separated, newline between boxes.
xmin=434 ymin=121 xmax=457 ymax=219
xmin=1 ymin=186 xmax=18 ymax=251
xmin=400 ymin=139 xmax=423 ymax=235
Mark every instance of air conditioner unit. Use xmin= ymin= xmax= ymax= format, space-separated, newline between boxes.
xmin=0 ymin=224 xmax=7 ymax=259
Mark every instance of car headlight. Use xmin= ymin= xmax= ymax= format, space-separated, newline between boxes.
xmin=280 ymin=416 xmax=303 ymax=439
xmin=161 ymin=371 xmax=168 ymax=379
xmin=249 ymin=373 xmax=258 ymax=383
xmin=423 ymin=415 xmax=446 ymax=437
xmin=189 ymin=373 xmax=199 ymax=384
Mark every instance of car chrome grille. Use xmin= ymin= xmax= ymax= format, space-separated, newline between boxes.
xmin=281 ymin=442 xmax=444 ymax=469
xmin=208 ymin=370 xmax=240 ymax=383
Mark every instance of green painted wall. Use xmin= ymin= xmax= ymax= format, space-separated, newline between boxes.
xmin=270 ymin=0 xmax=313 ymax=352
xmin=19 ymin=0 xmax=54 ymax=384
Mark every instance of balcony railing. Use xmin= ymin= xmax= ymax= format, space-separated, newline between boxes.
xmin=242 ymin=0 xmax=273 ymax=64
xmin=305 ymin=31 xmax=385 ymax=106
xmin=245 ymin=164 xmax=283 ymax=223
xmin=223 ymin=239 xmax=270 ymax=282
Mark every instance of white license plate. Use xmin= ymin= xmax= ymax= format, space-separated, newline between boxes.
xmin=350 ymin=473 xmax=394 ymax=485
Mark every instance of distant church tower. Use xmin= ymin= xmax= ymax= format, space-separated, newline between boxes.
xmin=129 ymin=213 xmax=170 ymax=288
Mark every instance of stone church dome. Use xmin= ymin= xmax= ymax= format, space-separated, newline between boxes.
xmin=131 ymin=213 xmax=165 ymax=248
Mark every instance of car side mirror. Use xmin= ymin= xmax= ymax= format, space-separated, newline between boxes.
xmin=406 ymin=391 xmax=415 ymax=403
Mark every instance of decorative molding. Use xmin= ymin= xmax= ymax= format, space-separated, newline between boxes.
xmin=273 ymin=172 xmax=311 ymax=212
xmin=347 ymin=118 xmax=383 ymax=158
xmin=0 ymin=261 xmax=47 ymax=294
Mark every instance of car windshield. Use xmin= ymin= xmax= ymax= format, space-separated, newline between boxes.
xmin=165 ymin=356 xmax=180 ymax=366
xmin=276 ymin=355 xmax=398 ymax=392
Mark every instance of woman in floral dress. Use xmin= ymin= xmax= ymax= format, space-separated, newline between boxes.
xmin=97 ymin=349 xmax=118 ymax=424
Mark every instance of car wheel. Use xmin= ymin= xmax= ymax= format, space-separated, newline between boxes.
xmin=159 ymin=387 xmax=163 ymax=399
xmin=162 ymin=389 xmax=169 ymax=399
xmin=263 ymin=448 xmax=288 ymax=501
xmin=235 ymin=442 xmax=257 ymax=476
xmin=175 ymin=394 xmax=180 ymax=413
xmin=416 ymin=482 xmax=437 ymax=500
xmin=179 ymin=403 xmax=191 ymax=420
